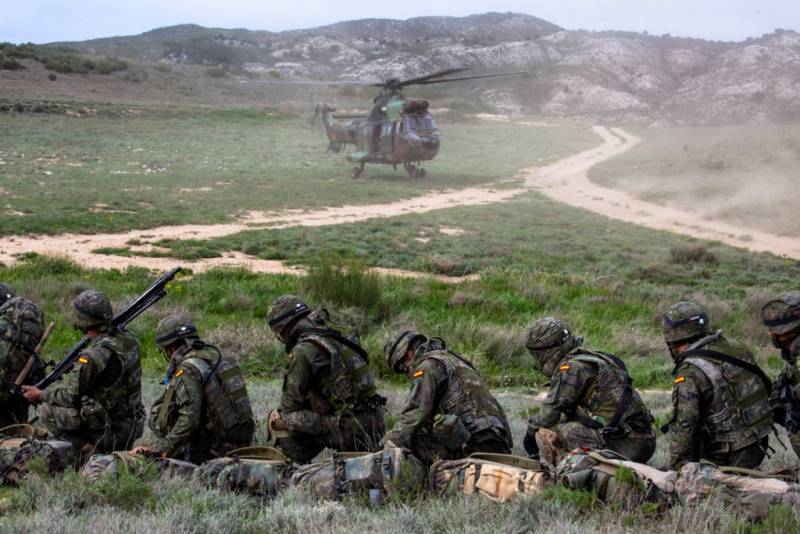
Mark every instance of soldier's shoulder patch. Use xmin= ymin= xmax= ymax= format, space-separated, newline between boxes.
xmin=559 ymin=364 xmax=571 ymax=372
xmin=78 ymin=356 xmax=90 ymax=364
xmin=287 ymin=352 xmax=294 ymax=361
xmin=674 ymin=376 xmax=686 ymax=384
xmin=412 ymin=370 xmax=424 ymax=379
xmin=175 ymin=369 xmax=185 ymax=378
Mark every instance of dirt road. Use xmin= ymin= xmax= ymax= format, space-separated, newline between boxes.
xmin=2 ymin=125 xmax=797 ymax=279
xmin=525 ymin=127 xmax=800 ymax=259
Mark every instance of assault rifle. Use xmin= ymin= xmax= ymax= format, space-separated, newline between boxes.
xmin=34 ymin=266 xmax=182 ymax=390
xmin=778 ymin=378 xmax=800 ymax=435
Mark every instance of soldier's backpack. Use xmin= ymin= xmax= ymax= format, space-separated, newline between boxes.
xmin=675 ymin=462 xmax=800 ymax=520
xmin=429 ymin=453 xmax=552 ymax=503
xmin=194 ymin=446 xmax=291 ymax=496
xmin=290 ymin=447 xmax=426 ymax=502
xmin=81 ymin=451 xmax=197 ymax=484
xmin=0 ymin=425 xmax=76 ymax=485
xmin=556 ymin=448 xmax=675 ymax=505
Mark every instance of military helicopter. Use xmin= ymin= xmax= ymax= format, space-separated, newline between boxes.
xmin=312 ymin=68 xmax=527 ymax=178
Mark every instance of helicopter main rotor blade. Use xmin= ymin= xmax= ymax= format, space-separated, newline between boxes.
xmin=396 ymin=67 xmax=473 ymax=87
xmin=410 ymin=71 xmax=532 ymax=86
xmin=239 ymin=79 xmax=375 ymax=86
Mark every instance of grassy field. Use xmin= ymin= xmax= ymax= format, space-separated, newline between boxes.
xmin=1 ymin=366 xmax=797 ymax=533
xmin=0 ymin=107 xmax=597 ymax=236
xmin=589 ymin=125 xmax=800 ymax=237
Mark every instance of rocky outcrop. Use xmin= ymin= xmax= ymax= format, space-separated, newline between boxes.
xmin=54 ymin=14 xmax=800 ymax=124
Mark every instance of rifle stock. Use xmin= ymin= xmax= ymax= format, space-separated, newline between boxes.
xmin=34 ymin=266 xmax=182 ymax=390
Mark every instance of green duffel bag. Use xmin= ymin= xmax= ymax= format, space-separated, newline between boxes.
xmin=194 ymin=446 xmax=291 ymax=496
xmin=0 ymin=424 xmax=77 ymax=485
xmin=290 ymin=447 xmax=426 ymax=502
xmin=81 ymin=451 xmax=197 ymax=484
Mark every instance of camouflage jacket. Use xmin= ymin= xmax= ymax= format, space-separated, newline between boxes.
xmin=42 ymin=330 xmax=143 ymax=428
xmin=0 ymin=298 xmax=45 ymax=425
xmin=386 ymin=343 xmax=511 ymax=449
xmin=148 ymin=343 xmax=253 ymax=458
xmin=668 ymin=336 xmax=772 ymax=469
xmin=530 ymin=349 xmax=654 ymax=435
xmin=279 ymin=331 xmax=378 ymax=434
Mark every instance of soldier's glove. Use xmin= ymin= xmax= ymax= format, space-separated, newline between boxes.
xmin=267 ymin=409 xmax=289 ymax=444
xmin=523 ymin=429 xmax=539 ymax=459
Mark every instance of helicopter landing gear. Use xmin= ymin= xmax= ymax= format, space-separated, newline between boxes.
xmin=351 ymin=164 xmax=364 ymax=179
xmin=404 ymin=162 xmax=425 ymax=178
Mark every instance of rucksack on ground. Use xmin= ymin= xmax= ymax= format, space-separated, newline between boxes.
xmin=0 ymin=424 xmax=76 ymax=485
xmin=81 ymin=451 xmax=197 ymax=484
xmin=429 ymin=453 xmax=552 ymax=503
xmin=194 ymin=446 xmax=291 ymax=496
xmin=290 ymin=447 xmax=426 ymax=502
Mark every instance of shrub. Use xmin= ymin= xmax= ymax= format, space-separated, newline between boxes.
xmin=669 ymin=245 xmax=718 ymax=265
xmin=47 ymin=73 xmax=57 ymax=81
xmin=303 ymin=255 xmax=382 ymax=313
xmin=1 ymin=57 xmax=23 ymax=70
xmin=205 ymin=66 xmax=228 ymax=79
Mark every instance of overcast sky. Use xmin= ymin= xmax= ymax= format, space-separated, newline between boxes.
xmin=2 ymin=0 xmax=797 ymax=44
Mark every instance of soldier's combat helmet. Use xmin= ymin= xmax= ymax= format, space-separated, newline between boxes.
xmin=762 ymin=292 xmax=800 ymax=336
xmin=662 ymin=301 xmax=709 ymax=344
xmin=0 ymin=283 xmax=14 ymax=307
xmin=155 ymin=312 xmax=199 ymax=348
xmin=267 ymin=295 xmax=311 ymax=338
xmin=525 ymin=317 xmax=581 ymax=376
xmin=72 ymin=289 xmax=113 ymax=330
xmin=384 ymin=330 xmax=426 ymax=373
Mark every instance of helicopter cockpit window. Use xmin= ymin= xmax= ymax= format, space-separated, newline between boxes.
xmin=404 ymin=115 xmax=436 ymax=131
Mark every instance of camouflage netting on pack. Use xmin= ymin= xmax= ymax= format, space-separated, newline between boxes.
xmin=430 ymin=453 xmax=552 ymax=503
xmin=556 ymin=449 xmax=675 ymax=506
xmin=290 ymin=447 xmax=426 ymax=501
xmin=0 ymin=425 xmax=77 ymax=486
xmin=81 ymin=452 xmax=197 ymax=484
xmin=675 ymin=462 xmax=800 ymax=521
xmin=194 ymin=447 xmax=291 ymax=496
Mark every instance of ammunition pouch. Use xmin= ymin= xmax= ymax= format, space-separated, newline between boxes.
xmin=79 ymin=396 xmax=109 ymax=430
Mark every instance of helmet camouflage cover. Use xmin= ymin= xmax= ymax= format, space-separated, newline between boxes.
xmin=266 ymin=295 xmax=311 ymax=336
xmin=155 ymin=312 xmax=199 ymax=347
xmin=762 ymin=292 xmax=800 ymax=336
xmin=662 ymin=301 xmax=709 ymax=344
xmin=0 ymin=283 xmax=14 ymax=307
xmin=384 ymin=330 xmax=425 ymax=372
xmin=525 ymin=317 xmax=579 ymax=375
xmin=72 ymin=289 xmax=113 ymax=330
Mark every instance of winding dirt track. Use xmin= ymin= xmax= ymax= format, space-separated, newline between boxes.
xmin=525 ymin=127 xmax=800 ymax=259
xmin=1 ymin=125 xmax=798 ymax=281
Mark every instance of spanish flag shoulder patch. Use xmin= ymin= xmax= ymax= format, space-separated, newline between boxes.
xmin=559 ymin=364 xmax=571 ymax=372
xmin=674 ymin=376 xmax=686 ymax=384
xmin=78 ymin=356 xmax=89 ymax=364
xmin=413 ymin=370 xmax=424 ymax=379
xmin=175 ymin=369 xmax=185 ymax=378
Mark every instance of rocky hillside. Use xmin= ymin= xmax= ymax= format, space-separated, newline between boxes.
xmin=53 ymin=13 xmax=800 ymax=124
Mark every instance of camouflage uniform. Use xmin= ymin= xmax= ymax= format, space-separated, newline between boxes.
xmin=523 ymin=318 xmax=656 ymax=463
xmin=663 ymin=302 xmax=772 ymax=470
xmin=143 ymin=313 xmax=255 ymax=464
xmin=39 ymin=290 xmax=145 ymax=453
xmin=267 ymin=296 xmax=386 ymax=464
xmin=0 ymin=297 xmax=45 ymax=428
xmin=384 ymin=331 xmax=512 ymax=465
xmin=762 ymin=292 xmax=800 ymax=457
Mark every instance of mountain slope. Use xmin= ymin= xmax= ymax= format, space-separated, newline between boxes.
xmin=49 ymin=13 xmax=800 ymax=124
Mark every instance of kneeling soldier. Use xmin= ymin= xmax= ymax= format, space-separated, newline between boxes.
xmin=23 ymin=289 xmax=144 ymax=455
xmin=133 ymin=313 xmax=255 ymax=464
xmin=383 ymin=331 xmax=512 ymax=464
xmin=266 ymin=296 xmax=386 ymax=464
xmin=762 ymin=292 xmax=800 ymax=457
xmin=662 ymin=301 xmax=772 ymax=470
xmin=523 ymin=317 xmax=655 ymax=463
